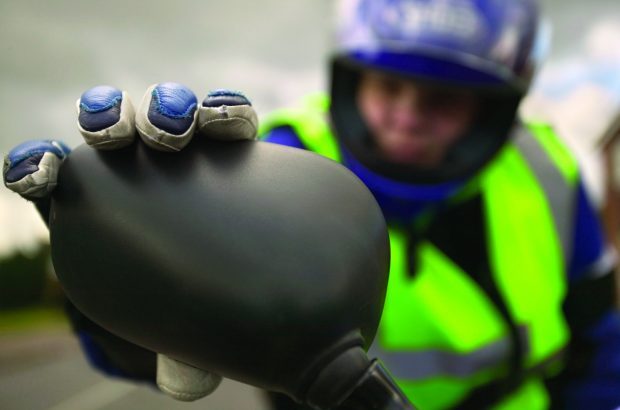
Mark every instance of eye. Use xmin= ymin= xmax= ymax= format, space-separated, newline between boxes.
xmin=377 ymin=76 xmax=403 ymax=96
xmin=424 ymin=90 xmax=476 ymax=112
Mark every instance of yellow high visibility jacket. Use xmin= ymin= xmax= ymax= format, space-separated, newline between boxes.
xmin=260 ymin=94 xmax=579 ymax=409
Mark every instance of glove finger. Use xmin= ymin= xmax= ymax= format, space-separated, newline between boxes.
xmin=135 ymin=83 xmax=198 ymax=152
xmin=156 ymin=353 xmax=222 ymax=402
xmin=77 ymin=85 xmax=136 ymax=150
xmin=197 ymin=89 xmax=258 ymax=141
xmin=3 ymin=140 xmax=70 ymax=199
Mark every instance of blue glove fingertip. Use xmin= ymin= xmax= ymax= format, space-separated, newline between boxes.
xmin=79 ymin=86 xmax=123 ymax=132
xmin=4 ymin=152 xmax=45 ymax=183
xmin=7 ymin=140 xmax=68 ymax=166
xmin=147 ymin=83 xmax=197 ymax=136
xmin=202 ymin=89 xmax=251 ymax=108
xmin=3 ymin=140 xmax=69 ymax=184
xmin=80 ymin=86 xmax=123 ymax=113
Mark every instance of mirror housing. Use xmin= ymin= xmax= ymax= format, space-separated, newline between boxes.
xmin=49 ymin=139 xmax=393 ymax=407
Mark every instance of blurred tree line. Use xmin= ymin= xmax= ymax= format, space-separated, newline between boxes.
xmin=0 ymin=241 xmax=64 ymax=310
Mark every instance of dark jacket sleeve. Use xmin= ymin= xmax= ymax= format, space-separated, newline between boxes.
xmin=548 ymin=180 xmax=620 ymax=409
xmin=65 ymin=300 xmax=156 ymax=383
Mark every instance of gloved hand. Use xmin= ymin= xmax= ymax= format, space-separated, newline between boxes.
xmin=3 ymin=82 xmax=259 ymax=401
xmin=3 ymin=82 xmax=257 ymax=200
xmin=3 ymin=139 xmax=71 ymax=200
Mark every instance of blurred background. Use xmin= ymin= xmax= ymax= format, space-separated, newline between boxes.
xmin=0 ymin=0 xmax=619 ymax=409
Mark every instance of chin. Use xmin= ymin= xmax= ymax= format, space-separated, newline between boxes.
xmin=384 ymin=151 xmax=435 ymax=167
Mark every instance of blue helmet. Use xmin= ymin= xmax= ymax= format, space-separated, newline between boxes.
xmin=334 ymin=0 xmax=543 ymax=91
xmin=329 ymin=0 xmax=546 ymax=219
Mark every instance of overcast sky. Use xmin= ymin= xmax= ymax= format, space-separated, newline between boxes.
xmin=0 ymin=0 xmax=619 ymax=255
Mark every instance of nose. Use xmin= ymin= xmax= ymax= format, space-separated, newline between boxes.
xmin=391 ymin=87 xmax=427 ymax=130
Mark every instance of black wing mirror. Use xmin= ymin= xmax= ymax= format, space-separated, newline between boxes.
xmin=49 ymin=139 xmax=414 ymax=409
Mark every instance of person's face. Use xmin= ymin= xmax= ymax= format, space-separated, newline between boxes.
xmin=356 ymin=70 xmax=480 ymax=167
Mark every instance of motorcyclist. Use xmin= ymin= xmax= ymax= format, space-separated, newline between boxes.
xmin=259 ymin=1 xmax=620 ymax=408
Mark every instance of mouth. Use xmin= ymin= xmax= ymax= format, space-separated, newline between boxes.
xmin=377 ymin=134 xmax=440 ymax=166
